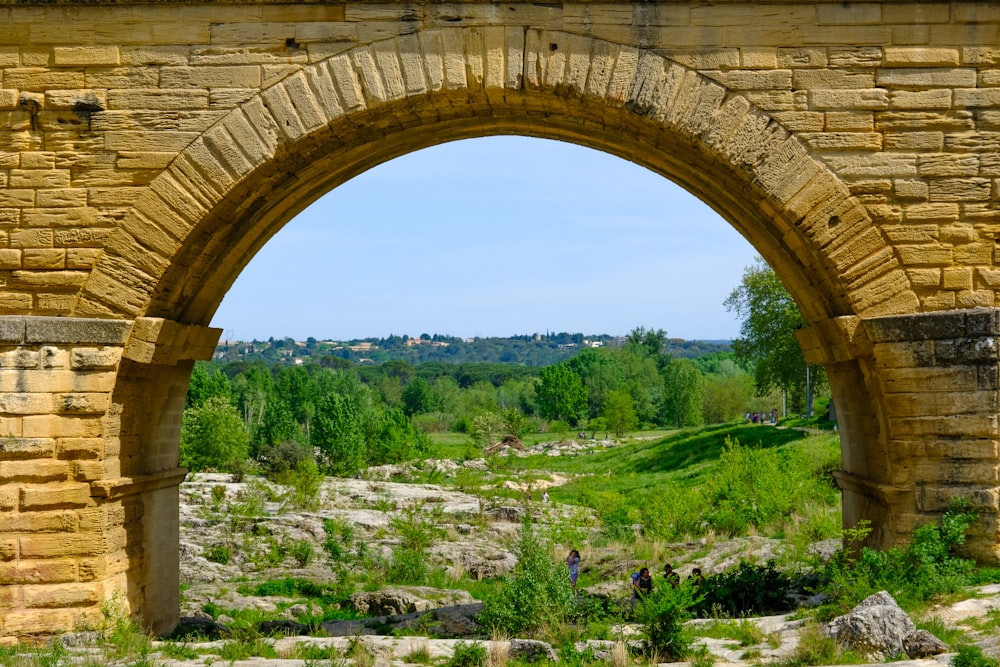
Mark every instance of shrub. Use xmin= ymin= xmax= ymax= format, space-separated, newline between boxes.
xmin=289 ymin=539 xmax=315 ymax=567
xmin=448 ymin=641 xmax=487 ymax=667
xmin=259 ymin=440 xmax=313 ymax=478
xmin=204 ymin=544 xmax=231 ymax=565
xmin=635 ymin=580 xmax=699 ymax=660
xmin=478 ymin=515 xmax=575 ymax=635
xmin=821 ymin=501 xmax=978 ymax=611
xmin=696 ymin=560 xmax=793 ymax=617
xmin=278 ymin=457 xmax=324 ymax=511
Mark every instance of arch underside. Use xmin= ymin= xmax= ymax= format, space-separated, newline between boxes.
xmin=74 ymin=28 xmax=917 ymax=336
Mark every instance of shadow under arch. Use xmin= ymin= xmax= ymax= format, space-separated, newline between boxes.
xmin=79 ymin=28 xmax=917 ymax=566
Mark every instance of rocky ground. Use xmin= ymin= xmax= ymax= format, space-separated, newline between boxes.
xmin=43 ymin=438 xmax=1000 ymax=665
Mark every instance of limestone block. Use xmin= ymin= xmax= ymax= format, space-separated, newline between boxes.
xmin=802 ymin=132 xmax=882 ymax=150
xmin=54 ymin=439 xmax=103 ymax=460
xmin=878 ymin=68 xmax=975 ymax=88
xmin=1 ymin=458 xmax=70 ymax=483
xmin=69 ymin=348 xmax=121 ymax=371
xmin=0 ymin=437 xmax=54 ymax=458
xmin=957 ymin=290 xmax=995 ymax=308
xmin=905 ymin=268 xmax=941 ymax=288
xmin=74 ymin=458 xmax=118 ymax=482
xmin=883 ymin=4 xmax=951 ymax=24
xmin=795 ymin=70 xmax=874 ymax=89
xmin=777 ymin=47 xmax=827 ymax=68
xmin=0 ymin=354 xmax=39 ymax=376
xmin=22 ymin=583 xmax=100 ymax=609
xmin=886 ymin=131 xmax=943 ymax=151
xmin=954 ymin=243 xmax=992 ymax=265
xmin=954 ymin=88 xmax=1000 ymax=107
xmin=816 ymin=3 xmax=881 ymax=25
xmin=903 ymin=203 xmax=959 ymax=222
xmin=828 ymin=47 xmax=883 ymax=68
xmin=0 ymin=609 xmax=79 ymax=637
xmin=0 ymin=250 xmax=21 ymax=269
xmin=53 ymin=393 xmax=110 ymax=415
xmin=0 ymin=488 xmax=15 ymax=510
xmin=0 ymin=508 xmax=77 ymax=536
xmin=19 ymin=482 xmax=89 ymax=510
xmin=22 ymin=250 xmax=65 ymax=270
xmin=928 ymin=178 xmax=991 ymax=202
xmin=811 ymin=89 xmax=889 ymax=110
xmin=705 ymin=69 xmax=791 ymax=90
xmin=942 ymin=268 xmax=974 ymax=290
xmin=22 ymin=415 xmax=104 ymax=439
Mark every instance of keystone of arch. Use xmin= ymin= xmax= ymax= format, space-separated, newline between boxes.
xmin=75 ymin=27 xmax=918 ymax=339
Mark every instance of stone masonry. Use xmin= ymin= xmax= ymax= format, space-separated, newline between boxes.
xmin=2 ymin=0 xmax=1000 ymax=639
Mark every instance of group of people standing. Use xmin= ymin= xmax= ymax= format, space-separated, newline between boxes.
xmin=631 ymin=563 xmax=706 ymax=598
xmin=566 ymin=550 xmax=705 ymax=599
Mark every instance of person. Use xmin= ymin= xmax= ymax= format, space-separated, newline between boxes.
xmin=631 ymin=567 xmax=652 ymax=599
xmin=688 ymin=567 xmax=706 ymax=588
xmin=566 ymin=549 xmax=580 ymax=592
xmin=542 ymin=491 xmax=550 ymax=503
xmin=663 ymin=563 xmax=680 ymax=588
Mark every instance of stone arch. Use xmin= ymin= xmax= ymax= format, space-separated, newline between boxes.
xmin=70 ymin=27 xmax=926 ymax=565
xmin=75 ymin=27 xmax=917 ymax=332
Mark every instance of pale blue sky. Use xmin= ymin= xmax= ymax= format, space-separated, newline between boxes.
xmin=212 ymin=136 xmax=760 ymax=342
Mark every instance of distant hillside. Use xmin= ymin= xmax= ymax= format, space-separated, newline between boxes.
xmin=212 ymin=333 xmax=732 ymax=367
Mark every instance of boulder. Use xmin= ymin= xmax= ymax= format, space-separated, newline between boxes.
xmin=509 ymin=639 xmax=559 ymax=663
xmin=428 ymin=602 xmax=483 ymax=637
xmin=350 ymin=588 xmax=434 ymax=616
xmin=824 ymin=591 xmax=915 ymax=660
xmin=903 ymin=629 xmax=948 ymax=658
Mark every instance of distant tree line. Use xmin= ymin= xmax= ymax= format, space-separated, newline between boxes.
xmin=211 ymin=331 xmax=733 ymax=367
xmin=180 ymin=327 xmax=788 ymax=477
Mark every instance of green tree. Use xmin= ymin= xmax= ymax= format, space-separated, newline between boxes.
xmin=312 ymin=391 xmax=366 ymax=475
xmin=723 ymin=257 xmax=826 ymax=416
xmin=186 ymin=362 xmax=233 ymax=409
xmin=536 ymin=363 xmax=588 ymax=426
xmin=252 ymin=397 xmax=300 ymax=456
xmin=603 ymin=388 xmax=637 ymax=438
xmin=660 ymin=358 xmax=705 ymax=427
xmin=180 ymin=396 xmax=250 ymax=472
xmin=401 ymin=376 xmax=436 ymax=416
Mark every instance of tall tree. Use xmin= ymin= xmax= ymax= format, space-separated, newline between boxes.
xmin=603 ymin=389 xmax=637 ymax=438
xmin=724 ymin=257 xmax=826 ymax=416
xmin=536 ymin=363 xmax=589 ymax=426
xmin=180 ymin=396 xmax=250 ymax=472
xmin=660 ymin=358 xmax=705 ymax=427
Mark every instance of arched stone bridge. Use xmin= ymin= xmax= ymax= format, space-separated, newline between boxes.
xmin=2 ymin=0 xmax=1000 ymax=639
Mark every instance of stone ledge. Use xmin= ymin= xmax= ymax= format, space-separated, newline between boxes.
xmin=865 ymin=308 xmax=1000 ymax=343
xmin=89 ymin=467 xmax=188 ymax=500
xmin=0 ymin=317 xmax=131 ymax=346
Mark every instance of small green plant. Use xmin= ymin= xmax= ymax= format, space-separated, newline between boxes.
xmin=404 ymin=642 xmax=433 ymax=664
xmin=218 ymin=638 xmax=278 ymax=660
xmin=278 ymin=457 xmax=324 ymax=512
xmin=204 ymin=544 xmax=231 ymax=565
xmin=775 ymin=622 xmax=865 ymax=667
xmin=290 ymin=539 xmax=315 ymax=567
xmin=210 ymin=484 xmax=227 ymax=505
xmin=952 ymin=644 xmax=1000 ymax=667
xmin=160 ymin=642 xmax=201 ymax=660
xmin=448 ymin=641 xmax=487 ymax=667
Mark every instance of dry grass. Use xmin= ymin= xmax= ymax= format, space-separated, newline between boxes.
xmin=487 ymin=629 xmax=510 ymax=667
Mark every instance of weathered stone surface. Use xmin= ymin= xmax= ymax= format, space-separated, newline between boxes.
xmin=824 ymin=591 xmax=915 ymax=661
